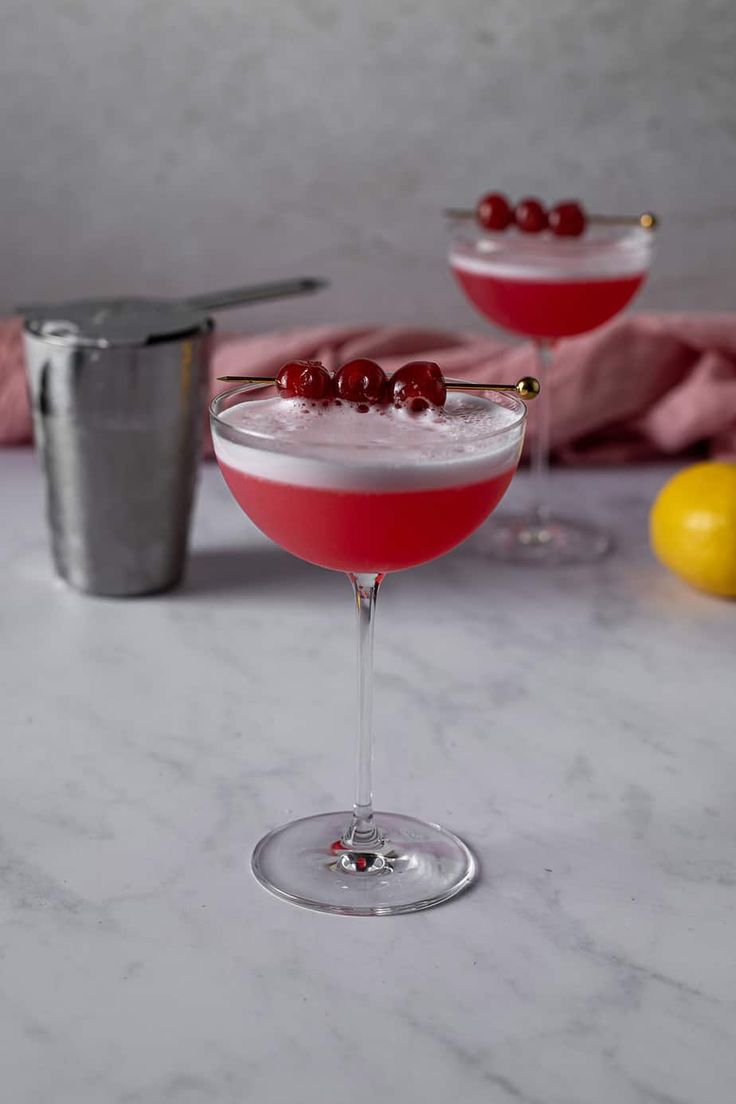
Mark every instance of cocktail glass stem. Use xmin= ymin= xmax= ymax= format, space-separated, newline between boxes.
xmin=529 ymin=339 xmax=552 ymax=527
xmin=341 ymin=572 xmax=385 ymax=851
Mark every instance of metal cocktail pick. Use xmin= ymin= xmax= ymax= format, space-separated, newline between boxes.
xmin=444 ymin=209 xmax=658 ymax=231
xmin=217 ymin=375 xmax=541 ymax=400
xmin=444 ymin=376 xmax=540 ymax=400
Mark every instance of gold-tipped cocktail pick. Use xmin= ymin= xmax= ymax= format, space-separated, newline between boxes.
xmin=216 ymin=375 xmax=541 ymax=400
xmin=447 ymin=376 xmax=540 ymax=400
xmin=592 ymin=212 xmax=658 ymax=230
xmin=444 ymin=207 xmax=658 ymax=231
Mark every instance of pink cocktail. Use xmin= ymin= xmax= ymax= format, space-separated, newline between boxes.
xmin=218 ymin=465 xmax=514 ymax=572
xmin=449 ymin=224 xmax=655 ymax=563
xmin=210 ymin=384 xmax=526 ymax=916
xmin=214 ymin=391 xmax=522 ymax=575
xmin=453 ymin=268 xmax=645 ymax=339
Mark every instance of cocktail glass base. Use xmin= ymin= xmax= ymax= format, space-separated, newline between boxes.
xmin=251 ymin=810 xmax=477 ymax=916
xmin=481 ymin=513 xmax=612 ymax=565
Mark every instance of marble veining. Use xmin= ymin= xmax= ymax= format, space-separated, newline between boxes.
xmin=1 ymin=451 xmax=735 ymax=1103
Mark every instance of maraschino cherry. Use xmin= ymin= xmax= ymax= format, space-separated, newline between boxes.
xmin=548 ymin=200 xmax=587 ymax=237
xmin=389 ymin=361 xmax=447 ymax=412
xmin=476 ymin=192 xmax=513 ymax=231
xmin=334 ymin=359 xmax=387 ymax=405
xmin=514 ymin=197 xmax=548 ymax=234
xmin=276 ymin=360 xmax=332 ymax=400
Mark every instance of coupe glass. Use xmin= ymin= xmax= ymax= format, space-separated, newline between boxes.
xmin=450 ymin=224 xmax=655 ymax=564
xmin=210 ymin=384 xmax=527 ymax=915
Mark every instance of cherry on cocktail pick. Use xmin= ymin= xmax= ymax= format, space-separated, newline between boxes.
xmin=276 ymin=360 xmax=333 ymax=400
xmin=514 ymin=197 xmax=548 ymax=234
xmin=476 ymin=192 xmax=514 ymax=231
xmin=217 ymin=365 xmax=540 ymax=404
xmin=334 ymin=359 xmax=388 ymax=406
xmin=389 ymin=361 xmax=447 ymax=411
xmin=548 ymin=201 xmax=586 ymax=237
xmin=444 ymin=193 xmax=658 ymax=237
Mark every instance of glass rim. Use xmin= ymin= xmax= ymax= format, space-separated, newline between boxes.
xmin=209 ymin=380 xmax=528 ymax=456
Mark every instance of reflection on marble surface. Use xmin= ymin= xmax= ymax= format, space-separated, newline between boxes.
xmin=1 ymin=451 xmax=735 ymax=1104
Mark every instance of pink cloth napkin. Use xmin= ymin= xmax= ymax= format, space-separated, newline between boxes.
xmin=3 ymin=313 xmax=736 ymax=462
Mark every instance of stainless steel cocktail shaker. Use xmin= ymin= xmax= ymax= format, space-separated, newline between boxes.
xmin=22 ymin=279 xmax=325 ymax=596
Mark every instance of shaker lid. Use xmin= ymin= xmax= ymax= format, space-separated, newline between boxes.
xmin=21 ymin=297 xmax=210 ymax=347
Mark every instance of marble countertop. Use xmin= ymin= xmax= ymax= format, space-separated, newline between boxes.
xmin=2 ymin=450 xmax=735 ymax=1104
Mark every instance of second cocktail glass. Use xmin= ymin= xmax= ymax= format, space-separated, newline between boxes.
xmin=450 ymin=224 xmax=654 ymax=563
xmin=210 ymin=379 xmax=527 ymax=915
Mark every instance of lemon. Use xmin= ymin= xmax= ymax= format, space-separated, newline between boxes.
xmin=650 ymin=461 xmax=736 ymax=597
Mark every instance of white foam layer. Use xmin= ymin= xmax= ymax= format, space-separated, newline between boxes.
xmin=213 ymin=394 xmax=524 ymax=491
xmin=450 ymin=229 xmax=652 ymax=282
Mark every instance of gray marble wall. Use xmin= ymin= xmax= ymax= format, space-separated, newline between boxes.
xmin=1 ymin=0 xmax=735 ymax=334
